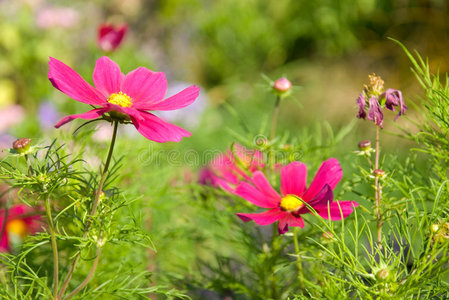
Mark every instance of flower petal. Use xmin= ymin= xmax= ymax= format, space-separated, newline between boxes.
xmin=235 ymin=180 xmax=279 ymax=208
xmin=280 ymin=161 xmax=307 ymax=197
xmin=130 ymin=111 xmax=191 ymax=143
xmin=237 ymin=208 xmax=286 ymax=226
xmin=251 ymin=171 xmax=281 ymax=202
xmin=278 ymin=214 xmax=305 ymax=234
xmin=143 ymin=85 xmax=200 ymax=111
xmin=315 ymin=201 xmax=358 ymax=220
xmin=121 ymin=67 xmax=167 ymax=107
xmin=298 ymin=184 xmax=334 ymax=217
xmin=55 ymin=107 xmax=110 ymax=128
xmin=303 ymin=158 xmax=342 ymax=200
xmin=356 ymin=93 xmax=366 ymax=119
xmin=93 ymin=56 xmax=124 ymax=97
xmin=367 ymin=97 xmax=384 ymax=127
xmin=48 ymin=57 xmax=105 ymax=105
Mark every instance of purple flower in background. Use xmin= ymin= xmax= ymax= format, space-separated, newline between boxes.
xmin=36 ymin=7 xmax=79 ymax=29
xmin=0 ymin=105 xmax=25 ymax=132
xmin=384 ymin=89 xmax=407 ymax=120
xmin=38 ymin=101 xmax=60 ymax=130
xmin=355 ymin=74 xmax=406 ymax=127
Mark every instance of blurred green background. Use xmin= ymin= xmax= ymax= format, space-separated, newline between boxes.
xmin=1 ymin=0 xmax=448 ymax=145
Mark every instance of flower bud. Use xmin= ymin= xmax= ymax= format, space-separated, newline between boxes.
xmin=373 ymin=169 xmax=385 ymax=178
xmin=273 ymin=77 xmax=292 ymax=93
xmin=358 ymin=140 xmax=371 ymax=151
xmin=12 ymin=138 xmax=31 ymax=154
xmin=376 ymin=269 xmax=390 ymax=281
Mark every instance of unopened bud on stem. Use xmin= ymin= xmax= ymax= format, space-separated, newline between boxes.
xmin=358 ymin=140 xmax=371 ymax=151
xmin=273 ymin=77 xmax=292 ymax=93
xmin=12 ymin=138 xmax=31 ymax=154
xmin=373 ymin=169 xmax=385 ymax=178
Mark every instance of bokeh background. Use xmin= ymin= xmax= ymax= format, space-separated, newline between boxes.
xmin=1 ymin=0 xmax=448 ymax=297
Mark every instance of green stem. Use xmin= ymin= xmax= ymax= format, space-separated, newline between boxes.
xmin=270 ymin=96 xmax=281 ymax=142
xmin=63 ymin=240 xmax=102 ymax=300
xmin=374 ymin=125 xmax=382 ymax=245
xmin=57 ymin=121 xmax=118 ymax=300
xmin=293 ymin=227 xmax=305 ymax=290
xmin=45 ymin=195 xmax=59 ymax=299
xmin=269 ymin=95 xmax=281 ymax=183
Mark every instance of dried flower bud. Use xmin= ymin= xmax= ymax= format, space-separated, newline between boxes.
xmin=321 ymin=231 xmax=334 ymax=243
xmin=376 ymin=269 xmax=390 ymax=280
xmin=358 ymin=140 xmax=371 ymax=151
xmin=373 ymin=169 xmax=385 ymax=178
xmin=273 ymin=77 xmax=292 ymax=93
xmin=12 ymin=138 xmax=31 ymax=154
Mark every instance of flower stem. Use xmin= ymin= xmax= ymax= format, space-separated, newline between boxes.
xmin=57 ymin=121 xmax=118 ymax=300
xmin=269 ymin=96 xmax=281 ymax=176
xmin=293 ymin=227 xmax=305 ymax=290
xmin=63 ymin=240 xmax=102 ymax=300
xmin=270 ymin=96 xmax=281 ymax=142
xmin=374 ymin=125 xmax=382 ymax=245
xmin=45 ymin=195 xmax=59 ymax=300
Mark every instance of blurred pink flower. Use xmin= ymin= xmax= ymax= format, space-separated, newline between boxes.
xmin=36 ymin=7 xmax=79 ymax=29
xmin=199 ymin=144 xmax=264 ymax=192
xmin=49 ymin=56 xmax=200 ymax=142
xmin=236 ymin=159 xmax=358 ymax=234
xmin=97 ymin=24 xmax=128 ymax=52
xmin=0 ymin=204 xmax=42 ymax=252
xmin=0 ymin=105 xmax=25 ymax=132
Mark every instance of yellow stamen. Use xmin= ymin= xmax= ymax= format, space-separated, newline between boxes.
xmin=107 ymin=92 xmax=132 ymax=107
xmin=368 ymin=73 xmax=385 ymax=96
xmin=6 ymin=219 xmax=27 ymax=238
xmin=280 ymin=195 xmax=304 ymax=212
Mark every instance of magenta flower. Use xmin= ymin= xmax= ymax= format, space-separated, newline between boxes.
xmin=235 ymin=159 xmax=358 ymax=234
xmin=49 ymin=56 xmax=200 ymax=142
xmin=97 ymin=24 xmax=127 ymax=52
xmin=199 ymin=144 xmax=264 ymax=192
xmin=0 ymin=204 xmax=42 ymax=252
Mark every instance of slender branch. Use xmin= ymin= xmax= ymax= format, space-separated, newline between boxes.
xmin=293 ymin=227 xmax=305 ymax=290
xmin=270 ymin=96 xmax=281 ymax=142
xmin=374 ymin=125 xmax=382 ymax=245
xmin=45 ymin=195 xmax=59 ymax=299
xmin=269 ymin=96 xmax=281 ymax=174
xmin=268 ymin=96 xmax=281 ymax=297
xmin=57 ymin=121 xmax=119 ymax=299
xmin=63 ymin=242 xmax=102 ymax=300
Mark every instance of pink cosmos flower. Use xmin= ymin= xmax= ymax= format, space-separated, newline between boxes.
xmin=199 ymin=144 xmax=264 ymax=192
xmin=97 ymin=24 xmax=128 ymax=52
xmin=235 ymin=158 xmax=358 ymax=234
xmin=49 ymin=56 xmax=200 ymax=142
xmin=0 ymin=204 xmax=42 ymax=252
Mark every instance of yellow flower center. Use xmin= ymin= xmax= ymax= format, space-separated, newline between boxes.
xmin=107 ymin=92 xmax=132 ymax=107
xmin=364 ymin=73 xmax=385 ymax=97
xmin=280 ymin=195 xmax=304 ymax=212
xmin=6 ymin=219 xmax=27 ymax=238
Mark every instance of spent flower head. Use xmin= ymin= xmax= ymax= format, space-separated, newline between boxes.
xmin=356 ymin=73 xmax=407 ymax=128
